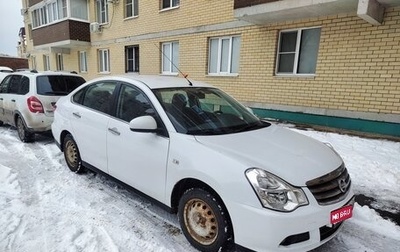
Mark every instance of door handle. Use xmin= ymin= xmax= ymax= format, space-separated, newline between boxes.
xmin=0 ymin=98 xmax=3 ymax=101
xmin=72 ymin=112 xmax=81 ymax=118
xmin=108 ymin=127 xmax=121 ymax=136
xmin=11 ymin=99 xmax=15 ymax=102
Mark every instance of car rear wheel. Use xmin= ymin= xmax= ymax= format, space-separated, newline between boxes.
xmin=0 ymin=120 xmax=3 ymax=126
xmin=178 ymin=188 xmax=232 ymax=252
xmin=16 ymin=116 xmax=34 ymax=142
xmin=63 ymin=134 xmax=83 ymax=173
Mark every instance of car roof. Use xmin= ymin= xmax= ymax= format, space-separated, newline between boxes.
xmin=0 ymin=66 xmax=13 ymax=72
xmin=94 ymin=75 xmax=214 ymax=89
xmin=7 ymin=70 xmax=83 ymax=77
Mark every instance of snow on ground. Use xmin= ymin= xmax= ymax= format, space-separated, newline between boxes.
xmin=0 ymin=124 xmax=399 ymax=252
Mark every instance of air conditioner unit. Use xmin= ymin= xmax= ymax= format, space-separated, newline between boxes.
xmin=90 ymin=22 xmax=101 ymax=33
xmin=20 ymin=8 xmax=28 ymax=15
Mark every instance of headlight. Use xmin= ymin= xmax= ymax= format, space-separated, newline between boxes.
xmin=245 ymin=168 xmax=308 ymax=212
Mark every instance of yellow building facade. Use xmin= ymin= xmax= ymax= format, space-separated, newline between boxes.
xmin=22 ymin=0 xmax=400 ymax=136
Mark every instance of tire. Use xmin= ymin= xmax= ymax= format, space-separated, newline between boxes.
xmin=63 ymin=134 xmax=84 ymax=173
xmin=16 ymin=116 xmax=34 ymax=142
xmin=0 ymin=120 xmax=3 ymax=126
xmin=178 ymin=188 xmax=232 ymax=252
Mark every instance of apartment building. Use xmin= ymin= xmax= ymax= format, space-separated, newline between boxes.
xmin=21 ymin=0 xmax=400 ymax=137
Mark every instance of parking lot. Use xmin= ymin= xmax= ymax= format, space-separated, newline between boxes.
xmin=0 ymin=124 xmax=399 ymax=252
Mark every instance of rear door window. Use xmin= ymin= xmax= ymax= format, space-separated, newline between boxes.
xmin=0 ymin=75 xmax=12 ymax=93
xmin=36 ymin=75 xmax=85 ymax=96
xmin=77 ymin=82 xmax=117 ymax=115
xmin=8 ymin=75 xmax=22 ymax=94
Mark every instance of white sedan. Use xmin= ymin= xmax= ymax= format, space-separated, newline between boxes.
xmin=52 ymin=75 xmax=354 ymax=252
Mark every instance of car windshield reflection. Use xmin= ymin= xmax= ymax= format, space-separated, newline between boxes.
xmin=153 ymin=87 xmax=270 ymax=135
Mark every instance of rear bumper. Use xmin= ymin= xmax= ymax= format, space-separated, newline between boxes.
xmin=23 ymin=113 xmax=53 ymax=132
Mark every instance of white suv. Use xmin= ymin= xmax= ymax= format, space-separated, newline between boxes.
xmin=52 ymin=75 xmax=354 ymax=252
xmin=0 ymin=70 xmax=85 ymax=142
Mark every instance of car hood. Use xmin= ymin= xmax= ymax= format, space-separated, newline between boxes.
xmin=194 ymin=124 xmax=343 ymax=186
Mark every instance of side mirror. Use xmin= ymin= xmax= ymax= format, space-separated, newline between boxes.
xmin=129 ymin=115 xmax=157 ymax=132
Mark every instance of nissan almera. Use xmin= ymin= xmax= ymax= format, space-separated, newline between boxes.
xmin=52 ymin=75 xmax=354 ymax=252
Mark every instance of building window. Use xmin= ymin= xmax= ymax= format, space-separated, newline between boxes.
xmin=125 ymin=46 xmax=139 ymax=73
xmin=43 ymin=55 xmax=50 ymax=70
xmin=31 ymin=0 xmax=74 ymax=28
xmin=59 ymin=0 xmax=67 ymax=18
xmin=125 ymin=0 xmax=138 ymax=18
xmin=161 ymin=0 xmax=179 ymax=10
xmin=96 ymin=0 xmax=109 ymax=24
xmin=276 ymin=27 xmax=321 ymax=75
xmin=98 ymin=49 xmax=110 ymax=73
xmin=56 ymin=53 xmax=64 ymax=71
xmin=71 ymin=0 xmax=88 ymax=20
xmin=208 ymin=36 xmax=240 ymax=75
xmin=31 ymin=56 xmax=37 ymax=70
xmin=79 ymin=51 xmax=88 ymax=73
xmin=161 ymin=42 xmax=179 ymax=74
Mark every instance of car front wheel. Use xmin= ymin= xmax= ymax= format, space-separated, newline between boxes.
xmin=63 ymin=134 xmax=83 ymax=173
xmin=16 ymin=116 xmax=34 ymax=142
xmin=178 ymin=188 xmax=232 ymax=252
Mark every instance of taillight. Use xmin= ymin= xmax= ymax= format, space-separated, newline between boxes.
xmin=27 ymin=96 xmax=44 ymax=113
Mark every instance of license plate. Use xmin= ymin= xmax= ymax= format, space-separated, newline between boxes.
xmin=330 ymin=205 xmax=353 ymax=224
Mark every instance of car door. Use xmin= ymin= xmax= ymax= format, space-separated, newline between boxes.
xmin=70 ymin=81 xmax=117 ymax=173
xmin=0 ymin=75 xmax=11 ymax=121
xmin=0 ymin=75 xmax=21 ymax=124
xmin=107 ymin=83 xmax=169 ymax=203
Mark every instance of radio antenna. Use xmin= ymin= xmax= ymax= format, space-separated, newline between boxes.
xmin=155 ymin=43 xmax=193 ymax=86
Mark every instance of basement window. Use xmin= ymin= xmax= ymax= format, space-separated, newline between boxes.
xmin=161 ymin=0 xmax=180 ymax=10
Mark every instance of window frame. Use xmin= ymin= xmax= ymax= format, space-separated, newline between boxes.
xmin=125 ymin=45 xmax=139 ymax=73
xmin=98 ymin=49 xmax=110 ymax=73
xmin=161 ymin=41 xmax=179 ymax=75
xmin=96 ymin=0 xmax=109 ymax=24
xmin=160 ymin=0 xmax=180 ymax=11
xmin=31 ymin=0 xmax=80 ymax=29
xmin=208 ymin=35 xmax=241 ymax=76
xmin=79 ymin=51 xmax=88 ymax=73
xmin=275 ymin=26 xmax=322 ymax=76
xmin=43 ymin=55 xmax=50 ymax=71
xmin=125 ymin=0 xmax=138 ymax=19
xmin=56 ymin=53 xmax=64 ymax=71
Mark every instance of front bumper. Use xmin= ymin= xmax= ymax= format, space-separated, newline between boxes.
xmin=227 ymin=186 xmax=354 ymax=252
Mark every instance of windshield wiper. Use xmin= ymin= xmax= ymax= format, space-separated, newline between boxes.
xmin=235 ymin=122 xmax=267 ymax=133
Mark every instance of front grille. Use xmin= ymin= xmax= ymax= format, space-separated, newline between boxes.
xmin=306 ymin=164 xmax=351 ymax=205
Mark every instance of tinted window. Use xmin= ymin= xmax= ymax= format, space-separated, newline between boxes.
xmin=36 ymin=75 xmax=85 ymax=96
xmin=116 ymin=84 xmax=154 ymax=122
xmin=72 ymin=87 xmax=87 ymax=104
xmin=19 ymin=76 xmax=29 ymax=95
xmin=81 ymin=82 xmax=117 ymax=114
xmin=0 ymin=75 xmax=12 ymax=93
xmin=8 ymin=75 xmax=22 ymax=94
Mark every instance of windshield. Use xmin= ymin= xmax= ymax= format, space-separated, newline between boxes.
xmin=36 ymin=75 xmax=85 ymax=96
xmin=153 ymin=87 xmax=270 ymax=135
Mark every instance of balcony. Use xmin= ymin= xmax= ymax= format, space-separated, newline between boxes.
xmin=234 ymin=0 xmax=400 ymax=25
xmin=32 ymin=20 xmax=90 ymax=50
